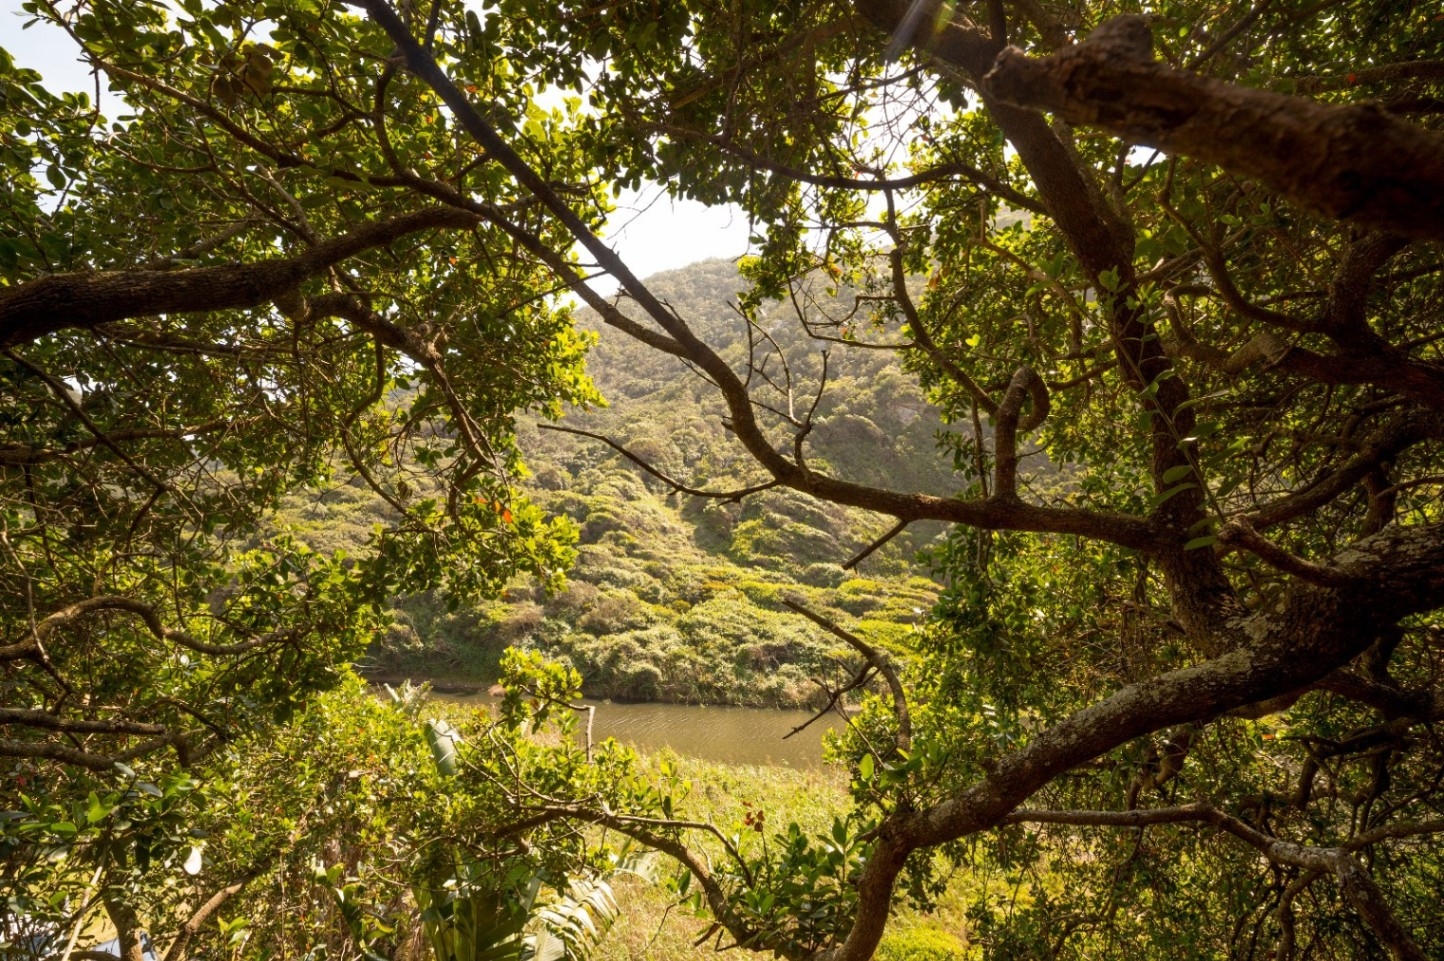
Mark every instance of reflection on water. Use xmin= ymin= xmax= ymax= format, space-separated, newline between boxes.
xmin=432 ymin=689 xmax=842 ymax=768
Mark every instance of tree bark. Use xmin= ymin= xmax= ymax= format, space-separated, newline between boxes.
xmin=0 ymin=207 xmax=479 ymax=348
xmin=983 ymin=15 xmax=1444 ymax=240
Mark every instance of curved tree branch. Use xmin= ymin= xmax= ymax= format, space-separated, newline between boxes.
xmin=536 ymin=423 xmax=780 ymax=501
xmin=1 ymin=595 xmax=292 ymax=663
xmin=360 ymin=0 xmax=1165 ymax=554
xmin=992 ymin=366 xmax=1048 ymax=498
xmin=983 ymin=15 xmax=1444 ymax=240
xmin=782 ymin=596 xmax=911 ymax=754
xmin=819 ymin=519 xmax=1444 ymax=961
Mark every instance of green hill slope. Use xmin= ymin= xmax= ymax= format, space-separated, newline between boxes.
xmin=315 ymin=259 xmax=967 ymax=706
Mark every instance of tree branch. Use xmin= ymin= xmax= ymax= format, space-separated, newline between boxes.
xmin=650 ymin=122 xmax=1048 ymax=216
xmin=1004 ymin=802 xmax=1428 ymax=961
xmin=992 ymin=366 xmax=1048 ymax=498
xmin=1 ymin=595 xmax=293 ymax=663
xmin=362 ymin=0 xmax=1164 ymax=554
xmin=842 ymin=518 xmax=909 ymax=571
xmin=1216 ymin=519 xmax=1358 ymax=587
xmin=0 ymin=709 xmax=165 ymax=737
xmin=984 ymin=15 xmax=1444 ymax=240
xmin=162 ymin=864 xmax=269 ymax=961
xmin=818 ymin=520 xmax=1444 ymax=961
xmin=782 ymin=597 xmax=911 ymax=754
xmin=536 ymin=424 xmax=779 ymax=502
xmin=0 ymin=206 xmax=481 ymax=347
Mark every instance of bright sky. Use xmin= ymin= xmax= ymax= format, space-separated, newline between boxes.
xmin=0 ymin=4 xmax=755 ymax=285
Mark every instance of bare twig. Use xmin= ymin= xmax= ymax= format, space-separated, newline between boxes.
xmin=782 ymin=597 xmax=911 ymax=753
xmin=536 ymin=424 xmax=779 ymax=502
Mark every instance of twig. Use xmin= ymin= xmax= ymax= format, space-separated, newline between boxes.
xmin=843 ymin=518 xmax=909 ymax=571
xmin=782 ymin=597 xmax=911 ymax=753
xmin=537 ymin=424 xmax=778 ymax=501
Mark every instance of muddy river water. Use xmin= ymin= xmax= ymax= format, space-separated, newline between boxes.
xmin=421 ymin=684 xmax=843 ymax=768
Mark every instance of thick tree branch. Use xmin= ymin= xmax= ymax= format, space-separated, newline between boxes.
xmin=0 ymin=206 xmax=480 ymax=348
xmin=984 ymin=15 xmax=1444 ymax=241
xmin=0 ymin=734 xmax=182 ymax=771
xmin=818 ymin=520 xmax=1444 ymax=961
xmin=0 ymin=709 xmax=166 ymax=737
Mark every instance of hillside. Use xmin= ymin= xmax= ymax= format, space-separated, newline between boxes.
xmin=299 ymin=259 xmax=969 ymax=707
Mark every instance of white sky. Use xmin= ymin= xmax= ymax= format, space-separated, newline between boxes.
xmin=0 ymin=3 xmax=754 ymax=284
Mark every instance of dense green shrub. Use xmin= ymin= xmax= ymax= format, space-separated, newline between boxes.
xmin=876 ymin=927 xmax=967 ymax=961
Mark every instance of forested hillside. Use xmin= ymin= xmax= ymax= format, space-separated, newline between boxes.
xmin=342 ymin=258 xmax=956 ymax=706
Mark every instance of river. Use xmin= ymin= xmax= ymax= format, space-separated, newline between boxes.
xmin=423 ymin=685 xmax=843 ymax=768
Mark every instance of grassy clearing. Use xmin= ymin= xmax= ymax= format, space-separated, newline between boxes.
xmin=596 ymin=752 xmax=977 ymax=961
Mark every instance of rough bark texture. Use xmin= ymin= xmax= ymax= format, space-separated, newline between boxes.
xmin=0 ymin=206 xmax=479 ymax=348
xmin=983 ymin=15 xmax=1444 ymax=240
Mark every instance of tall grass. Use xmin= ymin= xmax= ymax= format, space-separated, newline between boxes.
xmin=595 ymin=752 xmax=975 ymax=961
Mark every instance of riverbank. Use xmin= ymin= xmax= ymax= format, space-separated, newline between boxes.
xmin=362 ymin=644 xmax=846 ymax=711
xmin=362 ymin=669 xmax=495 ymax=696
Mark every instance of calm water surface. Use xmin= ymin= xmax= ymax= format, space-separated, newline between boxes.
xmin=429 ymin=687 xmax=842 ymax=768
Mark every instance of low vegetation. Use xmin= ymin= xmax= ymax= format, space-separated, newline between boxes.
xmin=342 ymin=261 xmax=950 ymax=707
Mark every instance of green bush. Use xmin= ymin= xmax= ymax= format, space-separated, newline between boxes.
xmin=876 ymin=926 xmax=966 ymax=961
xmin=619 ymin=661 xmax=664 ymax=700
xmin=800 ymin=562 xmax=846 ymax=587
xmin=578 ymin=592 xmax=652 ymax=634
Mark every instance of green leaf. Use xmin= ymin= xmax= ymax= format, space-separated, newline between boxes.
xmin=1161 ymin=464 xmax=1194 ymax=485
xmin=425 ymin=718 xmax=460 ymax=777
xmin=1148 ymin=482 xmax=1197 ymax=508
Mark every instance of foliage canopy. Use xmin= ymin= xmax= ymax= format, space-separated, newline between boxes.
xmin=3 ymin=0 xmax=1444 ymax=959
